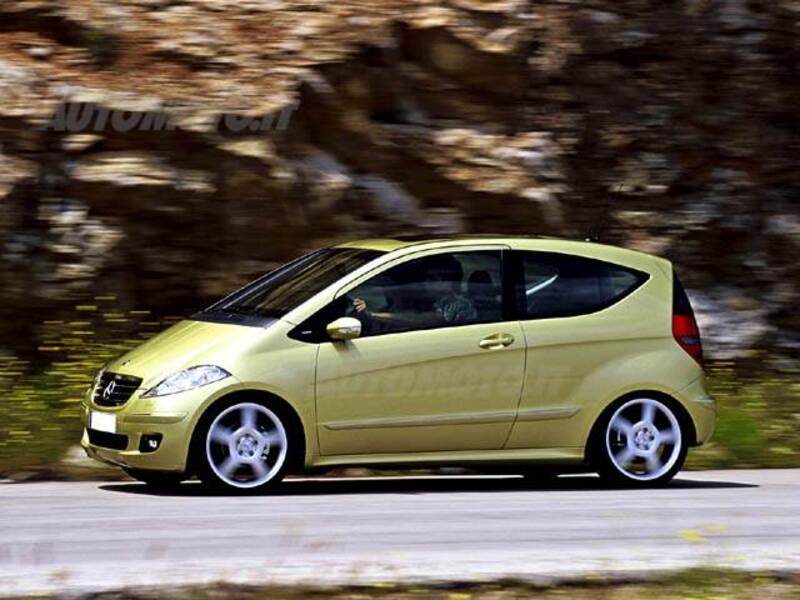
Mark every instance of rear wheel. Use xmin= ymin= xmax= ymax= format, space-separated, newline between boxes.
xmin=593 ymin=397 xmax=687 ymax=486
xmin=123 ymin=468 xmax=184 ymax=490
xmin=197 ymin=401 xmax=290 ymax=493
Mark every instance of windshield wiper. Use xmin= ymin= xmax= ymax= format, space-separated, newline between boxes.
xmin=216 ymin=305 xmax=256 ymax=315
xmin=215 ymin=305 xmax=286 ymax=318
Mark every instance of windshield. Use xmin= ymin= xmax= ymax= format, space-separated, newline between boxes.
xmin=205 ymin=248 xmax=384 ymax=319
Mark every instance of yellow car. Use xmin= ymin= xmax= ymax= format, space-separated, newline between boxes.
xmin=82 ymin=237 xmax=714 ymax=491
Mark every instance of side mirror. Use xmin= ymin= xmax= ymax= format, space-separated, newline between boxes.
xmin=326 ymin=317 xmax=362 ymax=341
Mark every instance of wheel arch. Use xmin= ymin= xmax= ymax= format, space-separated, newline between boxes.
xmin=583 ymin=389 xmax=698 ymax=464
xmin=187 ymin=389 xmax=308 ymax=475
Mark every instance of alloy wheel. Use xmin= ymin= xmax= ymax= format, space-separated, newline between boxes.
xmin=605 ymin=398 xmax=683 ymax=482
xmin=205 ymin=402 xmax=288 ymax=489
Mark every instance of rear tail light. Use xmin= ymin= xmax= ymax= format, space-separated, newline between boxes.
xmin=672 ymin=272 xmax=704 ymax=367
xmin=673 ymin=314 xmax=704 ymax=366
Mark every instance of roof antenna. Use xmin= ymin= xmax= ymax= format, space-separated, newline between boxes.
xmin=585 ymin=183 xmax=623 ymax=242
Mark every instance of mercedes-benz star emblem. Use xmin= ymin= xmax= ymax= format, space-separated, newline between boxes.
xmin=102 ymin=380 xmax=116 ymax=400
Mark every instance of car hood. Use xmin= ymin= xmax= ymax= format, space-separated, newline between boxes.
xmin=104 ymin=318 xmax=272 ymax=388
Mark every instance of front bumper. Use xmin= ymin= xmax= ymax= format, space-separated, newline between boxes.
xmin=80 ymin=413 xmax=190 ymax=473
xmin=80 ymin=378 xmax=233 ymax=473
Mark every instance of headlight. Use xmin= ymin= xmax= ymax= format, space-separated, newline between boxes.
xmin=142 ymin=365 xmax=231 ymax=398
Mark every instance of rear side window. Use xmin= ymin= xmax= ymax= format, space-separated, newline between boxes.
xmin=516 ymin=251 xmax=648 ymax=320
xmin=672 ymin=272 xmax=695 ymax=316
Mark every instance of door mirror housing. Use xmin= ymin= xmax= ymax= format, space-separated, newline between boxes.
xmin=326 ymin=317 xmax=362 ymax=341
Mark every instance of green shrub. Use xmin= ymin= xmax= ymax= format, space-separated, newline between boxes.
xmin=0 ymin=297 xmax=175 ymax=477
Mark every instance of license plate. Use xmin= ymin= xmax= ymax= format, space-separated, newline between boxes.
xmin=90 ymin=411 xmax=116 ymax=433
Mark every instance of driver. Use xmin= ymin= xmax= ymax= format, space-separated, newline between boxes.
xmin=352 ymin=255 xmax=477 ymax=329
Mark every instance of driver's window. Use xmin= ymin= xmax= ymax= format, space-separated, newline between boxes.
xmin=342 ymin=250 xmax=503 ymax=337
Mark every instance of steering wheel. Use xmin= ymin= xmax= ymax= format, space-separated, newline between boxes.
xmin=344 ymin=294 xmax=359 ymax=317
xmin=344 ymin=294 xmax=373 ymax=334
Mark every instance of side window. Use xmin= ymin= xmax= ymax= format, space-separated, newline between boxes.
xmin=292 ymin=251 xmax=504 ymax=341
xmin=350 ymin=250 xmax=504 ymax=336
xmin=518 ymin=252 xmax=647 ymax=320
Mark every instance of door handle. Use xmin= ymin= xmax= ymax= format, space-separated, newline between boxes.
xmin=479 ymin=333 xmax=515 ymax=350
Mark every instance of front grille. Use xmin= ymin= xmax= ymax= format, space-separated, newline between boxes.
xmin=87 ymin=429 xmax=129 ymax=450
xmin=93 ymin=372 xmax=142 ymax=407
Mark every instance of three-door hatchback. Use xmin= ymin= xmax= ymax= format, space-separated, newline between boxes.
xmin=82 ymin=237 xmax=715 ymax=491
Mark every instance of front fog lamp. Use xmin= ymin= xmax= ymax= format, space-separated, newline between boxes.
xmin=142 ymin=365 xmax=231 ymax=398
xmin=139 ymin=434 xmax=163 ymax=453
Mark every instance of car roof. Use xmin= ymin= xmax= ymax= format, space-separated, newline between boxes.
xmin=334 ymin=235 xmax=671 ymax=275
xmin=336 ymin=234 xmax=560 ymax=252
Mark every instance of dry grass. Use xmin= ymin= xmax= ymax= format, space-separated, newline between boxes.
xmin=9 ymin=570 xmax=800 ymax=600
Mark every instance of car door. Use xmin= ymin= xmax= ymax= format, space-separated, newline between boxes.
xmin=312 ymin=247 xmax=526 ymax=456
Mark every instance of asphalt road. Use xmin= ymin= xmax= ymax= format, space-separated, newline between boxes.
xmin=1 ymin=469 xmax=798 ymax=596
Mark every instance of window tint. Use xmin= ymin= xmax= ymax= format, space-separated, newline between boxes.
xmin=672 ymin=271 xmax=695 ymax=317
xmin=517 ymin=252 xmax=647 ymax=319
xmin=292 ymin=251 xmax=504 ymax=341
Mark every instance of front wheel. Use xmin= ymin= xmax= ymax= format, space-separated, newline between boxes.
xmin=197 ymin=401 xmax=291 ymax=493
xmin=593 ymin=397 xmax=687 ymax=486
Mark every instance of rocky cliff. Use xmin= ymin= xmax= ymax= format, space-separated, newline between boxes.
xmin=1 ymin=0 xmax=799 ymax=362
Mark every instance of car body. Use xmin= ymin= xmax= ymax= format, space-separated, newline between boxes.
xmin=81 ymin=236 xmax=715 ymax=490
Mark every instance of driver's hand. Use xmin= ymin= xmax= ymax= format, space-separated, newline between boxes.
xmin=352 ymin=298 xmax=368 ymax=313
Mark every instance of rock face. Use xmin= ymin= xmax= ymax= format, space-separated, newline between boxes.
xmin=0 ymin=0 xmax=798 ymax=361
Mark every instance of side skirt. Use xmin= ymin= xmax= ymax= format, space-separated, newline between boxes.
xmin=308 ymin=447 xmax=585 ymax=469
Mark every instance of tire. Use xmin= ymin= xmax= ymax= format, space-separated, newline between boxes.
xmin=196 ymin=400 xmax=291 ymax=493
xmin=592 ymin=397 xmax=688 ymax=487
xmin=123 ymin=468 xmax=185 ymax=490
